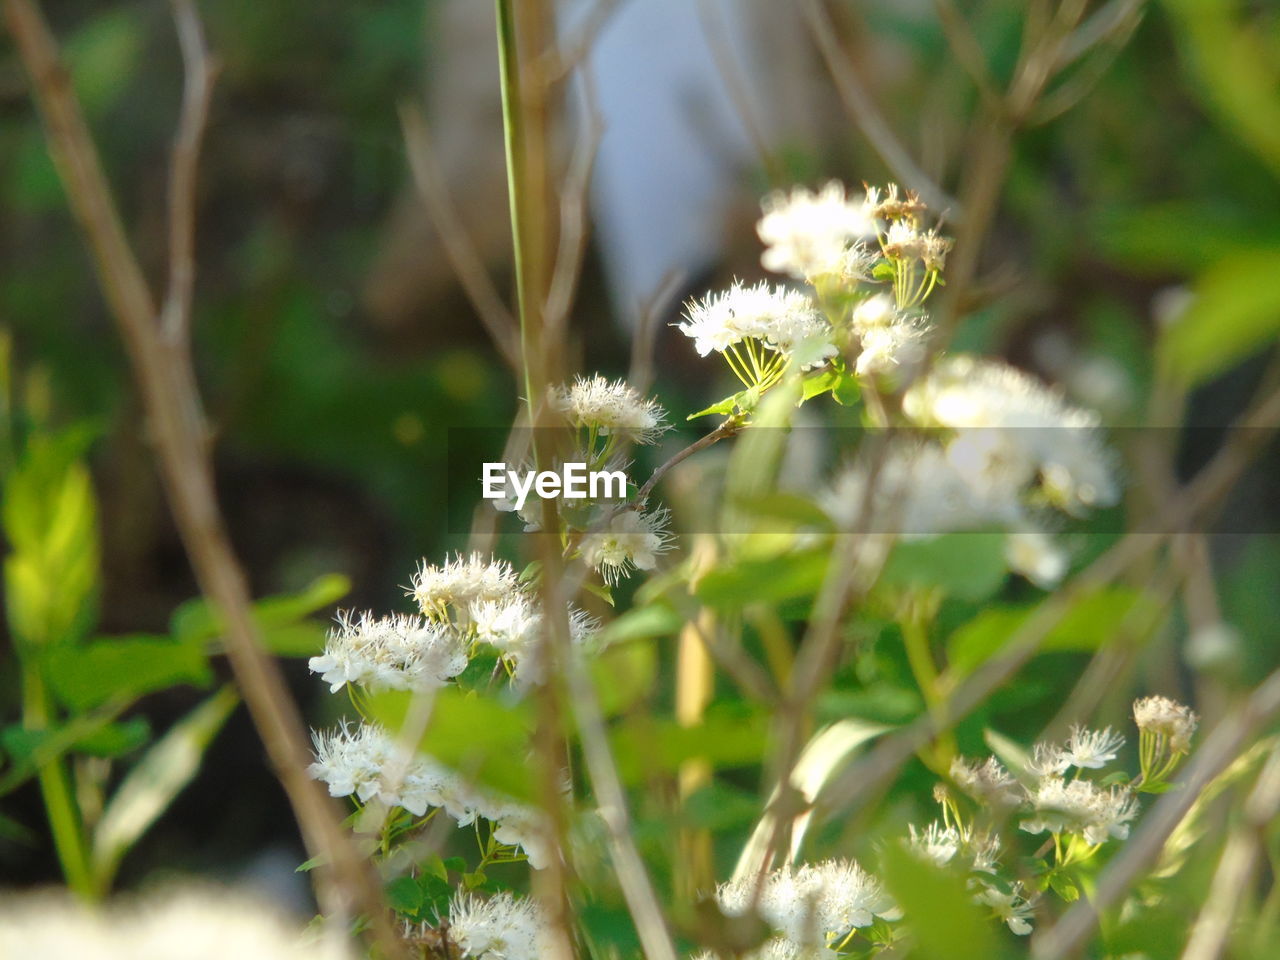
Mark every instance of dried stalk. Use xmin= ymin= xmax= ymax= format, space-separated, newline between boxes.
xmin=3 ymin=1 xmax=400 ymax=953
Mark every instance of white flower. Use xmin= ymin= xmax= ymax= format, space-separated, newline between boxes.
xmin=908 ymin=821 xmax=961 ymax=866
xmin=308 ymin=611 xmax=467 ymax=693
xmin=1021 ymin=777 xmax=1138 ymax=845
xmin=882 ymin=220 xmax=923 ymax=260
xmin=0 ymin=886 xmax=355 ymax=960
xmin=1133 ymin=695 xmax=1198 ymax=753
xmin=822 ymin=442 xmax=1024 ymax=535
xmin=580 ymin=508 xmax=671 ymax=584
xmin=410 ymin=553 xmax=519 ymax=619
xmin=974 ymin=884 xmax=1035 ymax=936
xmin=950 ymin=756 xmax=1023 ymax=808
xmin=549 ymin=375 xmax=668 ymax=445
xmin=448 ymin=892 xmax=552 ymax=960
xmin=1005 ymin=530 xmax=1068 ymax=588
xmin=1060 ymin=725 xmax=1125 ymax=770
xmin=308 ymin=722 xmax=392 ymax=804
xmin=309 ymin=723 xmax=556 ymax=867
xmin=757 ymin=181 xmax=876 ymax=280
xmin=854 ymin=318 xmax=928 ymax=376
xmin=903 ymin=355 xmax=1118 ymax=515
xmin=471 ymin=595 xmax=600 ymax=688
xmin=1028 ymin=741 xmax=1071 ymax=777
xmin=679 ymin=281 xmax=835 ymax=367
xmin=718 ymin=859 xmax=898 ymax=946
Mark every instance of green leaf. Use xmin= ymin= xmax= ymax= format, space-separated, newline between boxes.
xmin=687 ymin=395 xmax=743 ymax=420
xmin=91 ymin=686 xmax=239 ymax=888
xmin=170 ymin=573 xmax=351 ymax=651
xmin=879 ymin=534 xmax=1008 ymax=603
xmin=369 ymin=688 xmax=536 ymax=801
xmin=611 ymin=705 xmax=768 ymax=784
xmin=47 ymin=635 xmax=212 ymax=711
xmin=696 ymin=548 xmax=829 ymax=608
xmin=880 ymin=843 xmax=998 ymax=960
xmin=386 ymin=875 xmax=425 ymax=916
xmin=1160 ymin=248 xmax=1280 ymax=385
xmin=597 ymin=603 xmax=683 ymax=645
xmin=591 ymin=640 xmax=657 ymax=716
xmin=729 ymin=492 xmax=832 ymax=530
xmin=947 ymin=587 xmax=1147 ymax=674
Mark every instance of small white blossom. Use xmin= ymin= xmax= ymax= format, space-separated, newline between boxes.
xmin=0 ymin=887 xmax=355 ymax=960
xmin=1021 ymin=777 xmax=1138 ymax=845
xmin=757 ymin=181 xmax=876 ymax=281
xmin=903 ymin=355 xmax=1118 ymax=515
xmin=974 ymin=884 xmax=1035 ymax=936
xmin=471 ymin=595 xmax=600 ymax=688
xmin=1028 ymin=741 xmax=1071 ymax=777
xmin=549 ymin=375 xmax=668 ymax=445
xmin=308 ymin=611 xmax=466 ymax=693
xmin=678 ymin=281 xmax=835 ymax=368
xmin=580 ymin=508 xmax=672 ymax=584
xmin=950 ymin=756 xmax=1022 ymax=808
xmin=1005 ymin=531 xmax=1068 ymax=588
xmin=718 ymin=859 xmax=898 ymax=947
xmin=410 ymin=553 xmax=518 ymax=619
xmin=448 ymin=892 xmax=553 ymax=960
xmin=1133 ymin=696 xmax=1199 ymax=753
xmin=882 ymin=219 xmax=923 ymax=260
xmin=908 ymin=821 xmax=961 ymax=866
xmin=1060 ymin=725 xmax=1125 ymax=770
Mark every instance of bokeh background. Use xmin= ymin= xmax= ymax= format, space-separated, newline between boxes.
xmin=2 ymin=0 xmax=1277 ymax=907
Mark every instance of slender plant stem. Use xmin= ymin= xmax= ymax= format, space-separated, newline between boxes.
xmin=22 ymin=669 xmax=95 ymax=898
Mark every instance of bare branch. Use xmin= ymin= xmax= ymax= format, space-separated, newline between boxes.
xmin=800 ymin=0 xmax=958 ymax=216
xmin=930 ymin=0 xmax=1002 ymax=108
xmin=162 ymin=0 xmax=217 ymax=345
xmin=399 ymin=103 xmax=522 ymax=371
xmin=3 ymin=1 xmax=401 ymax=952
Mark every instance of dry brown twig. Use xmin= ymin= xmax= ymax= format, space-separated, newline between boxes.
xmin=400 ymin=103 xmax=522 ymax=371
xmin=2 ymin=1 xmax=402 ymax=953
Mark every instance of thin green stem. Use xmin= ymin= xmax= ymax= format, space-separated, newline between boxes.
xmin=23 ymin=668 xmax=96 ymax=898
xmin=495 ymin=0 xmax=540 ymax=420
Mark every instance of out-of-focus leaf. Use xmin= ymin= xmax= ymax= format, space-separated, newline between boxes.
xmin=65 ymin=8 xmax=144 ymax=116
xmin=879 ymin=534 xmax=1008 ymax=603
xmin=696 ymin=548 xmax=829 ymax=608
xmin=170 ymin=573 xmax=350 ymax=652
xmin=1162 ymin=0 xmax=1280 ymax=176
xmin=91 ymin=686 xmax=239 ymax=887
xmin=591 ymin=640 xmax=657 ymax=716
xmin=370 ymin=688 xmax=535 ymax=801
xmin=47 ymin=635 xmax=212 ymax=711
xmin=1093 ymin=202 xmax=1279 ymax=273
xmin=3 ymin=437 xmax=100 ymax=648
xmin=1160 ymin=248 xmax=1280 ymax=385
xmin=947 ymin=587 xmax=1147 ymax=674
xmin=681 ymin=782 xmax=761 ymax=831
xmin=597 ymin=603 xmax=683 ymax=645
xmin=880 ymin=843 xmax=998 ymax=960
xmin=730 ymin=492 xmax=833 ymax=530
xmin=612 ymin=705 xmax=769 ymax=785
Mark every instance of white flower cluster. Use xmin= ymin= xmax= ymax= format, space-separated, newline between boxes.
xmin=308 ymin=723 xmax=554 ymax=869
xmin=949 ymin=725 xmax=1139 ymax=850
xmin=550 ymin=374 xmax=669 ymax=446
xmin=848 ymin=293 xmax=927 ymax=377
xmin=679 ymin=281 xmax=838 ymax=372
xmin=580 ymin=507 xmax=673 ymax=585
xmin=757 ymin=181 xmax=875 ymax=283
xmin=902 ymin=355 xmax=1118 ymax=516
xmin=0 ymin=886 xmax=355 ymax=960
xmin=680 ymin=179 xmax=955 ymax=406
xmin=711 ymin=859 xmax=900 ymax=957
xmin=823 ymin=354 xmax=1118 ymax=588
xmin=308 ymin=612 xmax=467 ymax=694
xmin=1133 ymin=695 xmax=1198 ymax=754
xmin=306 ymin=552 xmax=598 ymax=870
xmin=446 ymin=892 xmax=555 ymax=960
xmin=408 ymin=552 xmax=600 ymax=688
